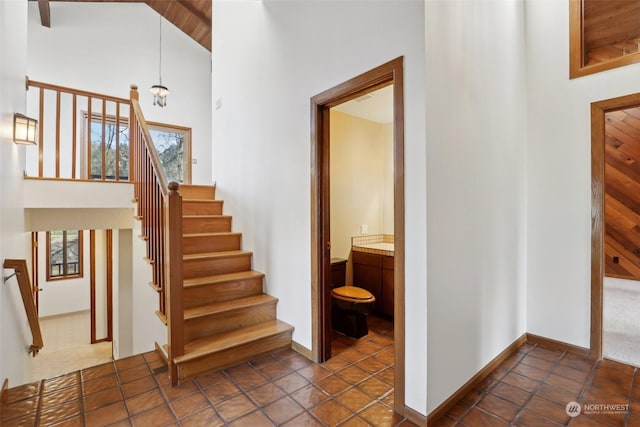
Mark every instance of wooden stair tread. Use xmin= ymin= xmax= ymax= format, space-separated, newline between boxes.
xmin=184 ymin=294 xmax=276 ymax=319
xmin=183 ymin=250 xmax=251 ymax=261
xmin=183 ymin=232 xmax=241 ymax=238
xmin=176 ymin=320 xmax=293 ymax=363
xmin=183 ymin=214 xmax=231 ymax=219
xmin=183 ymin=270 xmax=264 ymax=288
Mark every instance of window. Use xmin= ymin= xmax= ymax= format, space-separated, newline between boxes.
xmin=147 ymin=122 xmax=192 ymax=183
xmin=87 ymin=114 xmax=130 ymax=181
xmin=84 ymin=114 xmax=191 ymax=183
xmin=570 ymin=0 xmax=640 ymax=78
xmin=47 ymin=230 xmax=83 ymax=280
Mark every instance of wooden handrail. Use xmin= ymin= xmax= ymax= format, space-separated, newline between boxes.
xmin=3 ymin=259 xmax=43 ymax=356
xmin=130 ymin=85 xmax=183 ymax=385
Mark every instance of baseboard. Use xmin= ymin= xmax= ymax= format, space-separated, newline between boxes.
xmin=404 ymin=405 xmax=427 ymax=426
xmin=1 ymin=378 xmax=8 ymax=402
xmin=426 ymin=333 xmax=528 ymax=425
xmin=291 ymin=340 xmax=313 ymax=360
xmin=525 ymin=333 xmax=593 ymax=359
xmin=155 ymin=342 xmax=169 ymax=366
xmin=426 ymin=332 xmax=595 ymax=424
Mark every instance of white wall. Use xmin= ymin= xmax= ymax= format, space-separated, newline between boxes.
xmin=330 ymin=110 xmax=392 ymax=261
xmin=525 ymin=1 xmax=640 ymax=347
xmin=212 ymin=0 xmax=427 ymax=415
xmin=0 ymin=0 xmax=33 ymax=386
xmin=425 ymin=1 xmax=528 ymax=412
xmin=131 ymin=217 xmax=166 ymax=355
xmin=26 ymin=2 xmax=212 ymax=184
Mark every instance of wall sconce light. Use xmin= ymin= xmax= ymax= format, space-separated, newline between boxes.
xmin=13 ymin=113 xmax=38 ymax=145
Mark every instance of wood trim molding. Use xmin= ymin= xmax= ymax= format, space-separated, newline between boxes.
xmin=310 ymin=56 xmax=405 ymax=414
xmin=426 ymin=334 xmax=527 ymax=425
xmin=291 ymin=340 xmax=313 ymax=360
xmin=426 ymin=333 xmax=598 ymax=424
xmin=526 ymin=333 xmax=593 ymax=359
xmin=155 ymin=342 xmax=169 ymax=366
xmin=404 ymin=405 xmax=427 ymax=426
xmin=591 ymin=92 xmax=640 ymax=360
xmin=90 ymin=230 xmax=97 ymax=344
xmin=1 ymin=378 xmax=8 ymax=401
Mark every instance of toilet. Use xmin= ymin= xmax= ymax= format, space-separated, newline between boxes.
xmin=330 ymin=258 xmax=375 ymax=338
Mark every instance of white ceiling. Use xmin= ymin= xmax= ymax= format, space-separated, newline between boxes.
xmin=332 ymin=84 xmax=393 ymax=124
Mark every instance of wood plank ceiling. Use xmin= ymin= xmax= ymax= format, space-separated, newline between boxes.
xmin=35 ymin=0 xmax=211 ymax=51
xmin=604 ymin=107 xmax=640 ymax=280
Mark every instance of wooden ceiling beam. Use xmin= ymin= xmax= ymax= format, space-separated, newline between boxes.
xmin=38 ymin=0 xmax=51 ymax=27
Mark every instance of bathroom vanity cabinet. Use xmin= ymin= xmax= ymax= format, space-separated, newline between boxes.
xmin=352 ymin=251 xmax=394 ymax=318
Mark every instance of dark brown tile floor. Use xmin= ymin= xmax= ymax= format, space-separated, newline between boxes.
xmin=1 ymin=316 xmax=418 ymax=426
xmin=434 ymin=342 xmax=640 ymax=426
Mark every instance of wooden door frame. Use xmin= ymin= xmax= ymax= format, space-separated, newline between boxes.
xmin=90 ymin=229 xmax=113 ymax=343
xmin=311 ymin=56 xmax=406 ymax=414
xmin=591 ymin=92 xmax=640 ymax=359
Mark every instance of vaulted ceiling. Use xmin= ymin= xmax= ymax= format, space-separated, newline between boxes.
xmin=34 ymin=0 xmax=211 ymax=51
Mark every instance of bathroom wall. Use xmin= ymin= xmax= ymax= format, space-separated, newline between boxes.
xmin=330 ymin=110 xmax=393 ymax=262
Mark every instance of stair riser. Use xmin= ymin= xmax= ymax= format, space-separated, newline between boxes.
xmin=185 ymin=302 xmax=277 ymax=342
xmin=176 ymin=332 xmax=293 ymax=381
xmin=183 ymin=234 xmax=241 ymax=254
xmin=179 ymin=186 xmax=215 ymax=200
xmin=183 ymin=201 xmax=223 ymax=216
xmin=182 ymin=217 xmax=231 ymax=234
xmin=183 ymin=255 xmax=252 ymax=279
xmin=184 ymin=277 xmax=264 ymax=309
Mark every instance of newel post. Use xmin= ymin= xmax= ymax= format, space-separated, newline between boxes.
xmin=166 ymin=181 xmax=184 ymax=385
xmin=129 ymin=84 xmax=138 ymax=185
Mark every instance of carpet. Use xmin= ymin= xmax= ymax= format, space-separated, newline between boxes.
xmin=603 ymin=277 xmax=640 ymax=367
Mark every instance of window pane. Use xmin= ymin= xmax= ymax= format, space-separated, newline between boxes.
xmin=149 ymin=129 xmax=185 ymax=182
xmin=90 ymin=120 xmax=130 ymax=180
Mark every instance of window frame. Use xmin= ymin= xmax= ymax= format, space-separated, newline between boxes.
xmin=570 ymin=0 xmax=640 ymax=79
xmin=46 ymin=230 xmax=84 ymax=281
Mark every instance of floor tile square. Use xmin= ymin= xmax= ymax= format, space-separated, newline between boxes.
xmin=125 ymin=388 xmax=166 ymax=415
xmin=180 ymin=407 xmax=224 ymax=427
xmin=476 ymin=393 xmax=519 ymax=421
xmin=290 ymin=384 xmax=330 ymax=409
xmin=215 ymin=393 xmax=258 ymax=422
xmin=263 ymin=396 xmax=305 ymax=424
xmin=170 ymin=391 xmax=211 ymax=420
xmin=311 ymin=400 xmax=353 ymax=425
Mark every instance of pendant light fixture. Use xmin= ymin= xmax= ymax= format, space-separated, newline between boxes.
xmin=150 ymin=15 xmax=169 ymax=107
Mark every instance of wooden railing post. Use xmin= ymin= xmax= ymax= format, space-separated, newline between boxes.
xmin=166 ymin=182 xmax=183 ymax=385
xmin=129 ymin=84 xmax=138 ymax=185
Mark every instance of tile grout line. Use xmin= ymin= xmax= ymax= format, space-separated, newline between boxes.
xmin=510 ymin=346 xmax=568 ymax=426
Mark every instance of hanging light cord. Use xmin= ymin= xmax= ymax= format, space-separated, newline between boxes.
xmin=158 ymin=15 xmax=163 ymax=85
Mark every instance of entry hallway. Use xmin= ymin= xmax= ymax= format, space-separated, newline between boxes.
xmin=1 ymin=316 xmax=420 ymax=426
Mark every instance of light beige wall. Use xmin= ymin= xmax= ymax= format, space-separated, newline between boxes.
xmin=329 ymin=110 xmax=393 ymax=263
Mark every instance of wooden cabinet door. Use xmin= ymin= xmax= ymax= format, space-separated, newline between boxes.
xmin=382 ymin=267 xmax=394 ymax=318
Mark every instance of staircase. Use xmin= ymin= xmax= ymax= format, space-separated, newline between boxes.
xmin=167 ymin=184 xmax=294 ymax=382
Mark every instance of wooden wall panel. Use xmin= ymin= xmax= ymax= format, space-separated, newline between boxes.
xmin=584 ymin=0 xmax=640 ymax=51
xmin=604 ymin=107 xmax=640 ymax=280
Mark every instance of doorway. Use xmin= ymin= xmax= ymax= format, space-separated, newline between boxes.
xmin=311 ymin=57 xmax=405 ymax=414
xmin=591 ymin=92 xmax=640 ymax=361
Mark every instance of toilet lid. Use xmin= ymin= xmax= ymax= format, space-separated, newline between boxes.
xmin=332 ymin=286 xmax=374 ymax=301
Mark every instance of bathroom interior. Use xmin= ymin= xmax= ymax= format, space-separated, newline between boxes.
xmin=329 ymin=84 xmax=395 ymax=352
